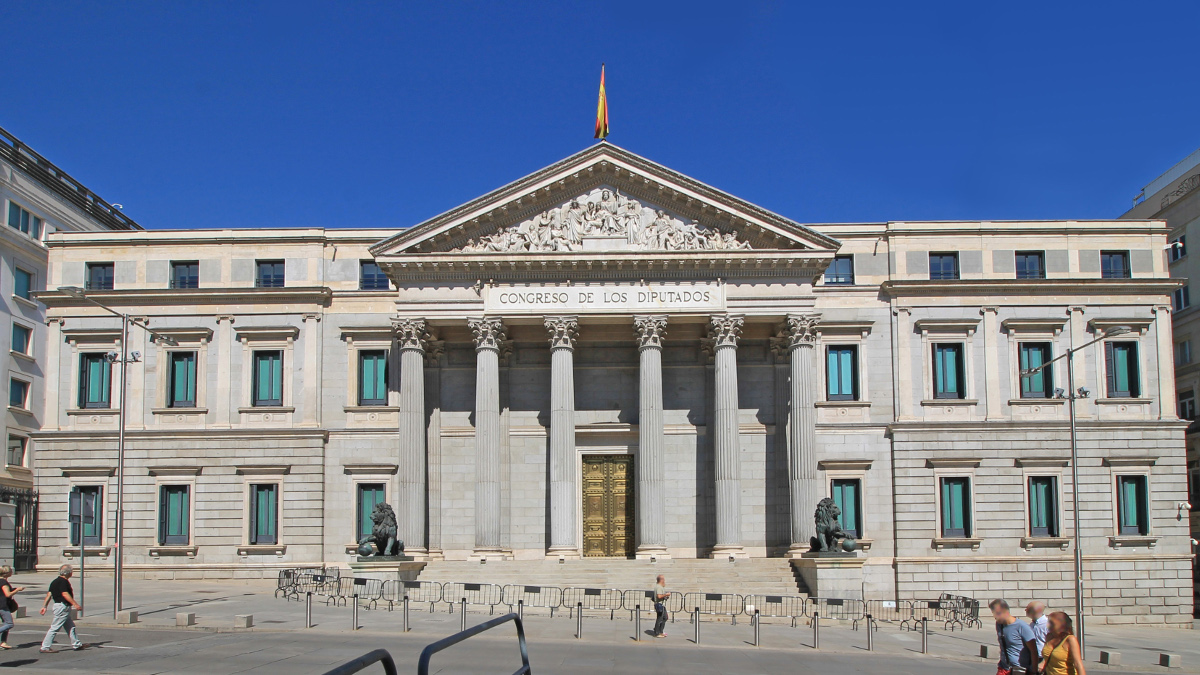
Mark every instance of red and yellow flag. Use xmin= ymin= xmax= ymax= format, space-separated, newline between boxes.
xmin=594 ymin=64 xmax=609 ymax=140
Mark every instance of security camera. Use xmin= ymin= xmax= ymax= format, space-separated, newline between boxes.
xmin=1164 ymin=241 xmax=1184 ymax=250
xmin=130 ymin=351 xmax=141 ymax=361
xmin=1077 ymin=387 xmax=1090 ymax=399
xmin=105 ymin=351 xmax=119 ymax=363
xmin=1182 ymin=502 xmax=1193 ymax=511
xmin=1053 ymin=388 xmax=1066 ymax=399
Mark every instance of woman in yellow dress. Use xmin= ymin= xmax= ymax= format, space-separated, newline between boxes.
xmin=1039 ymin=611 xmax=1085 ymax=675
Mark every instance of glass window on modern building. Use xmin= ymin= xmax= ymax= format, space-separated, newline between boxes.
xmin=11 ymin=323 xmax=30 ymax=355
xmin=1178 ymin=340 xmax=1193 ymax=366
xmin=1015 ymin=251 xmax=1046 ymax=279
xmin=158 ymin=485 xmax=191 ymax=545
xmin=1104 ymin=341 xmax=1140 ymax=398
xmin=823 ymin=255 xmax=854 ymax=285
xmin=170 ymin=261 xmax=199 ymax=289
xmin=86 ymin=262 xmax=115 ymax=290
xmin=78 ymin=353 xmax=111 ymax=408
xmin=831 ymin=478 xmax=862 ymax=538
xmin=1100 ymin=251 xmax=1130 ymax=279
xmin=932 ymin=343 xmax=965 ymax=399
xmin=360 ymin=261 xmax=390 ymax=290
xmin=69 ymin=486 xmax=103 ymax=546
xmin=168 ymin=352 xmax=197 ymax=408
xmin=13 ymin=267 xmax=33 ymax=300
xmin=939 ymin=476 xmax=971 ymax=537
xmin=255 ymin=260 xmax=285 ymax=288
xmin=357 ymin=483 xmax=386 ymax=542
xmin=252 ymin=351 xmax=283 ymax=406
xmin=1179 ymin=390 xmax=1197 ymax=421
xmin=825 ymin=345 xmax=858 ymax=401
xmin=358 ymin=350 xmax=388 ymax=406
xmin=7 ymin=201 xmax=42 ymax=237
xmin=1028 ymin=476 xmax=1059 ymax=537
xmin=5 ymin=435 xmax=25 ymax=467
xmin=1174 ymin=285 xmax=1191 ymax=312
xmin=928 ymin=252 xmax=960 ymax=280
xmin=1018 ymin=342 xmax=1053 ymax=398
xmin=249 ymin=483 xmax=278 ymax=545
xmin=1115 ymin=475 xmax=1149 ymax=536
xmin=8 ymin=378 xmax=28 ymax=409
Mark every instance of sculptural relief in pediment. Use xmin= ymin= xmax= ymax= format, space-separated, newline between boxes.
xmin=452 ymin=186 xmax=752 ymax=253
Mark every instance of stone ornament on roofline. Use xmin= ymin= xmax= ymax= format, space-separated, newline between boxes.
xmin=544 ymin=316 xmax=579 ymax=350
xmin=633 ymin=315 xmax=668 ymax=350
xmin=468 ymin=318 xmax=507 ymax=352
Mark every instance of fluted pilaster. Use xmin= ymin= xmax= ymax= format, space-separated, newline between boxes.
xmin=710 ymin=314 xmax=746 ymax=558
xmin=469 ymin=317 xmax=506 ymax=558
xmin=783 ymin=313 xmax=821 ymax=556
xmin=546 ymin=316 xmax=580 ymax=558
xmin=394 ymin=317 xmax=429 ymax=556
xmin=634 ymin=315 xmax=669 ymax=559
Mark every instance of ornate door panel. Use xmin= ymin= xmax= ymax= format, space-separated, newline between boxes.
xmin=581 ymin=455 xmax=635 ymax=557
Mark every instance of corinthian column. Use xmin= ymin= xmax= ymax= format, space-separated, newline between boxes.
xmin=546 ymin=316 xmax=580 ymax=558
xmin=634 ymin=315 xmax=669 ymax=559
xmin=469 ymin=317 xmax=506 ymax=558
xmin=710 ymin=315 xmax=746 ymax=558
xmin=394 ymin=317 xmax=429 ymax=557
xmin=783 ymin=313 xmax=821 ymax=557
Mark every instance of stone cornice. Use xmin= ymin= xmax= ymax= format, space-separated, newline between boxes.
xmin=35 ymin=287 xmax=333 ymax=309
xmin=880 ymin=278 xmax=1183 ymax=298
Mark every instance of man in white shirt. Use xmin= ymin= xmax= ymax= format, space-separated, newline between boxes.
xmin=1025 ymin=601 xmax=1048 ymax=655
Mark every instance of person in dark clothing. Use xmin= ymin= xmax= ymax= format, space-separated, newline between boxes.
xmin=40 ymin=565 xmax=86 ymax=653
xmin=0 ymin=566 xmax=24 ymax=649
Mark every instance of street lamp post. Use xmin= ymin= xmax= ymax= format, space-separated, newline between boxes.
xmin=1020 ymin=324 xmax=1131 ymax=657
xmin=57 ymin=286 xmax=176 ymax=619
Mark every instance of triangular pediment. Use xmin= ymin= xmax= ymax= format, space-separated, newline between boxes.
xmin=370 ymin=143 xmax=840 ymax=257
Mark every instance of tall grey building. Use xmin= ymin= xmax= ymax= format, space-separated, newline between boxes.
xmin=35 ymin=144 xmax=1192 ymax=624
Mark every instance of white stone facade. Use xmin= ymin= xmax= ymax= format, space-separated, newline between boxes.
xmin=33 ymin=144 xmax=1193 ymax=625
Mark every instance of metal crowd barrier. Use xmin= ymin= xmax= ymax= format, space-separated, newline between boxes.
xmin=743 ymin=594 xmax=806 ymax=627
xmin=807 ymin=597 xmax=865 ymax=623
xmin=899 ymin=599 xmax=944 ymax=631
xmin=275 ymin=569 xmax=298 ymax=599
xmin=862 ymin=599 xmax=905 ymax=624
xmin=442 ymin=582 xmax=504 ymax=615
xmin=323 ymin=577 xmax=360 ymax=606
xmin=562 ymin=587 xmax=623 ymax=620
xmin=322 ymin=648 xmax=399 ymax=675
xmin=682 ymin=592 xmax=745 ymax=624
xmin=501 ymin=584 xmax=564 ymax=617
xmin=357 ymin=578 xmax=386 ymax=609
xmin=381 ymin=580 xmax=443 ymax=612
xmin=416 ymin=613 xmax=531 ymax=675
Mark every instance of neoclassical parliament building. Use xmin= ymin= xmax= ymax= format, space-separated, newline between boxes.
xmin=33 ymin=144 xmax=1194 ymax=624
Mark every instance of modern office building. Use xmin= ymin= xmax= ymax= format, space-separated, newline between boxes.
xmin=33 ymin=143 xmax=1192 ymax=624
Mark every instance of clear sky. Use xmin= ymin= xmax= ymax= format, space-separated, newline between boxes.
xmin=4 ymin=1 xmax=1198 ymax=230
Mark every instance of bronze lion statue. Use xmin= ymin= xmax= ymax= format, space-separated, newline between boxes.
xmin=357 ymin=502 xmax=402 ymax=557
xmin=810 ymin=497 xmax=855 ymax=552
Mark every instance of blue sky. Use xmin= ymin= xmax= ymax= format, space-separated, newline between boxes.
xmin=4 ymin=1 xmax=1198 ymax=229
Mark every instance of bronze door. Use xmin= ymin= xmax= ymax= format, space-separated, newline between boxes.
xmin=581 ymin=454 xmax=635 ymax=557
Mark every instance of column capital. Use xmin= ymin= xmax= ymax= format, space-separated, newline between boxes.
xmin=780 ymin=313 xmax=820 ymax=350
xmin=544 ymin=316 xmax=580 ymax=350
xmin=215 ymin=315 xmax=236 ymax=324
xmin=709 ymin=314 xmax=744 ymax=348
xmin=633 ymin=315 xmax=668 ymax=350
xmin=393 ymin=317 xmax=431 ymax=352
xmin=468 ymin=317 xmax=507 ymax=352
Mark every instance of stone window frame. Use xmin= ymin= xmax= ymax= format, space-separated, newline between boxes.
xmin=1089 ymin=319 xmax=1153 ymax=405
xmin=148 ymin=467 xmax=201 ymax=557
xmin=151 ymin=328 xmax=212 ymax=415
xmin=236 ymin=465 xmax=290 ymax=556
xmin=340 ymin=326 xmax=399 ymax=412
xmin=818 ymin=459 xmax=873 ymax=550
xmin=10 ymin=318 xmax=34 ymax=360
xmin=341 ymin=463 xmax=397 ymax=553
xmin=814 ymin=321 xmax=872 ymax=407
xmin=235 ymin=326 xmax=298 ymax=413
xmin=1103 ymin=457 xmax=1158 ymax=549
xmin=63 ymin=327 xmax=121 ymax=416
xmin=1002 ymin=318 xmax=1069 ymax=406
xmin=7 ymin=373 xmax=30 ymax=412
xmin=1015 ymin=458 xmax=1070 ymax=550
xmin=915 ymin=318 xmax=979 ymax=408
xmin=928 ymin=459 xmax=981 ymax=550
xmin=60 ymin=467 xmax=115 ymax=558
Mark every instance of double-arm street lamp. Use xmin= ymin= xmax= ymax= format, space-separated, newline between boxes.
xmin=57 ymin=286 xmax=177 ymax=619
xmin=1019 ymin=324 xmax=1132 ymax=657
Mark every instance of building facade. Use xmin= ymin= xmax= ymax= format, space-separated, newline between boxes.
xmin=1123 ymin=151 xmax=1200 ymax=614
xmin=35 ymin=144 xmax=1193 ymax=624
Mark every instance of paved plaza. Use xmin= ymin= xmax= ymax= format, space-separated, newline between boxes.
xmin=0 ymin=572 xmax=1193 ymax=674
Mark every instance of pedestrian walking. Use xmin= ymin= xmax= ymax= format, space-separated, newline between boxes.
xmin=39 ymin=565 xmax=87 ymax=653
xmin=990 ymin=599 xmax=1038 ymax=675
xmin=652 ymin=574 xmax=670 ymax=638
xmin=0 ymin=566 xmax=24 ymax=649
xmin=1025 ymin=601 xmax=1048 ymax=655
xmin=1038 ymin=611 xmax=1085 ymax=675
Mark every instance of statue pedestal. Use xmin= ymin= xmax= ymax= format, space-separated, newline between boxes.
xmin=791 ymin=552 xmax=865 ymax=601
xmin=348 ymin=558 xmax=426 ymax=582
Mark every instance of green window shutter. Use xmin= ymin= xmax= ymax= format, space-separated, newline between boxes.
xmin=7 ymin=203 xmax=18 ymax=230
xmin=831 ymin=479 xmax=861 ymax=537
xmin=357 ymin=484 xmax=384 ymax=541
xmin=251 ymin=484 xmax=277 ymax=545
xmin=253 ymin=352 xmax=283 ymax=406
xmin=13 ymin=271 xmax=29 ymax=300
xmin=358 ymin=351 xmax=388 ymax=405
xmin=170 ymin=353 xmax=197 ymax=407
xmin=161 ymin=486 xmax=190 ymax=545
xmin=1029 ymin=477 xmax=1057 ymax=536
xmin=941 ymin=477 xmax=970 ymax=537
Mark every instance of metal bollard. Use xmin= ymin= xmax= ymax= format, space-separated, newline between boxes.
xmin=753 ymin=609 xmax=760 ymax=646
xmin=866 ymin=614 xmax=873 ymax=651
xmin=402 ymin=595 xmax=410 ymax=632
xmin=351 ymin=593 xmax=359 ymax=631
xmin=635 ymin=604 xmax=641 ymax=642
xmin=460 ymin=598 xmax=467 ymax=632
xmin=921 ymin=617 xmax=928 ymax=654
xmin=305 ymin=591 xmax=312 ymax=629
xmin=813 ymin=612 xmax=820 ymax=649
xmin=518 ymin=599 xmax=524 ymax=622
xmin=576 ymin=602 xmax=583 ymax=639
xmin=693 ymin=608 xmax=700 ymax=644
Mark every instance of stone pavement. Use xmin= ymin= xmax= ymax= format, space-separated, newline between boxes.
xmin=1 ymin=571 xmax=1194 ymax=674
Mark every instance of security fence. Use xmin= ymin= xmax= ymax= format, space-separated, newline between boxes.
xmin=682 ymin=592 xmax=745 ymax=624
xmin=501 ymin=584 xmax=564 ymax=616
xmin=561 ymin=587 xmax=623 ymax=619
xmin=441 ymin=582 xmax=504 ymax=614
xmin=743 ymin=594 xmax=806 ymax=626
xmin=383 ymin=580 xmax=443 ymax=612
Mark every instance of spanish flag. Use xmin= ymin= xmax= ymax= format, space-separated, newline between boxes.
xmin=594 ymin=64 xmax=609 ymax=140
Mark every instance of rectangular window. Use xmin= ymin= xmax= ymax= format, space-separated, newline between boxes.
xmin=831 ymin=478 xmax=862 ymax=538
xmin=359 ymin=261 xmax=390 ymax=291
xmin=13 ymin=267 xmax=32 ymax=301
xmin=11 ymin=323 xmax=30 ymax=355
xmin=356 ymin=483 xmax=385 ymax=542
xmin=8 ymin=378 xmax=27 ymax=409
xmin=932 ymin=343 xmax=965 ymax=399
xmin=1028 ymin=476 xmax=1059 ymax=537
xmin=1179 ymin=391 xmax=1196 ymax=421
xmin=249 ymin=483 xmax=278 ymax=545
xmin=1104 ymin=341 xmax=1140 ymax=398
xmin=158 ymin=485 xmax=191 ymax=545
xmin=1170 ymin=235 xmax=1187 ymax=262
xmin=1100 ymin=251 xmax=1130 ymax=279
xmin=86 ymin=262 xmax=114 ymax=291
xmin=1015 ymin=251 xmax=1046 ymax=280
xmin=929 ymin=253 xmax=960 ymax=280
xmin=1174 ymin=286 xmax=1191 ymax=311
xmin=69 ymin=486 xmax=102 ymax=546
xmin=255 ymin=260 xmax=285 ymax=288
xmin=252 ymin=351 xmax=283 ymax=407
xmin=168 ymin=352 xmax=197 ymax=408
xmin=1178 ymin=340 xmax=1193 ymax=366
xmin=358 ymin=350 xmax=388 ymax=406
xmin=170 ymin=261 xmax=199 ymax=289
xmin=78 ymin=353 xmax=111 ymax=408
xmin=823 ymin=255 xmax=854 ymax=285
xmin=7 ymin=202 xmax=42 ymax=237
xmin=1018 ymin=342 xmax=1053 ymax=398
xmin=5 ymin=435 xmax=25 ymax=467
xmin=1116 ymin=475 xmax=1149 ymax=536
xmin=825 ymin=346 xmax=858 ymax=401
xmin=940 ymin=477 xmax=971 ymax=537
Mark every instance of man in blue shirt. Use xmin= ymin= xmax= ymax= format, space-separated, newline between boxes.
xmin=990 ymin=599 xmax=1037 ymax=675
